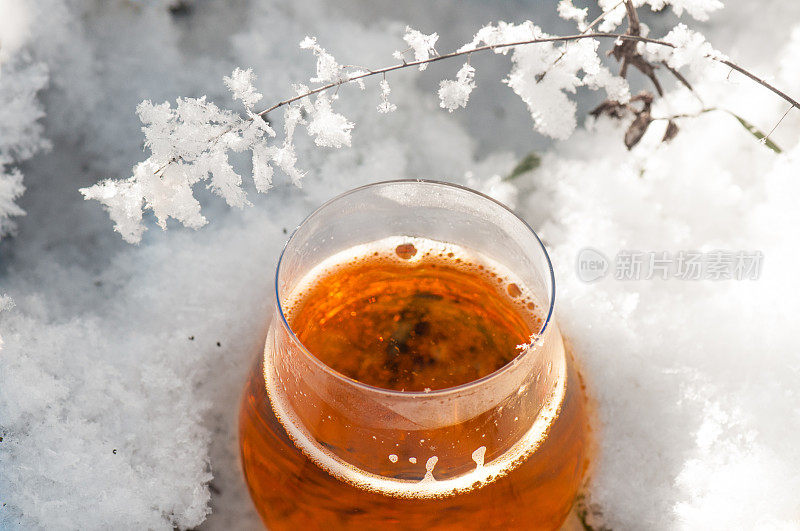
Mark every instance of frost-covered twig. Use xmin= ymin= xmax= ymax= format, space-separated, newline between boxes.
xmin=161 ymin=31 xmax=799 ymax=173
xmin=253 ymin=33 xmax=662 ymax=119
xmin=255 ymin=31 xmax=800 ymax=120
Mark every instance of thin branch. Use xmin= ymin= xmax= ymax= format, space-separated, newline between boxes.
xmin=661 ymin=61 xmax=694 ymax=92
xmin=763 ymin=105 xmax=793 ymax=144
xmin=716 ymin=57 xmax=800 ymax=110
xmin=646 ymin=67 xmax=664 ymax=96
xmin=616 ymin=0 xmax=639 ymax=78
xmin=623 ymin=0 xmax=641 ymax=35
xmin=614 ymin=0 xmax=663 ymax=95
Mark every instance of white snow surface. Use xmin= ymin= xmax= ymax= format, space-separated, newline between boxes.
xmin=2 ymin=0 xmax=800 ymax=529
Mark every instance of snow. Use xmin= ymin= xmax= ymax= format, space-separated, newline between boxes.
xmin=2 ymin=0 xmax=800 ymax=529
xmin=527 ymin=112 xmax=800 ymax=528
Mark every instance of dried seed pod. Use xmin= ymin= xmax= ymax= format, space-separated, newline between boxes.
xmin=662 ymin=120 xmax=679 ymax=143
xmin=625 ymin=110 xmax=653 ymax=149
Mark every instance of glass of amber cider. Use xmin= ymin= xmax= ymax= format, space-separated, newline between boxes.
xmin=239 ymin=180 xmax=591 ymax=530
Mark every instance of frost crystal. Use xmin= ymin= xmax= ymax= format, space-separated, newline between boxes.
xmin=271 ymin=106 xmax=306 ymax=186
xmin=80 ymin=9 xmax=721 ymax=248
xmin=0 ymin=58 xmax=49 ymax=239
xmin=306 ymin=95 xmax=354 ymax=148
xmin=283 ymin=104 xmax=303 ymax=143
xmin=223 ymin=67 xmax=262 ymax=109
xmin=271 ymin=141 xmax=304 ymax=186
xmin=643 ymin=23 xmax=724 ymax=77
xmin=300 ymin=36 xmax=343 ymax=83
xmin=251 ymin=143 xmax=274 ymax=193
xmin=557 ymin=0 xmax=588 ymax=30
xmin=80 ymin=174 xmax=147 ymax=243
xmin=438 ymin=63 xmax=476 ymax=112
xmin=0 ymin=164 xmax=26 ymax=236
xmin=401 ymin=26 xmax=439 ymax=70
xmin=377 ymin=79 xmax=397 ymax=113
xmin=348 ymin=70 xmax=368 ymax=90
xmin=197 ymin=151 xmax=249 ymax=209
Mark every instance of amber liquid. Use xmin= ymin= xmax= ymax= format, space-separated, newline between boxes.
xmin=288 ymin=242 xmax=542 ymax=391
xmin=240 ymin=240 xmax=591 ymax=530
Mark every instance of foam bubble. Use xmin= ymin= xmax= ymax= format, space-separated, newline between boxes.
xmin=472 ymin=446 xmax=487 ymax=468
xmin=420 ymin=456 xmax=439 ymax=483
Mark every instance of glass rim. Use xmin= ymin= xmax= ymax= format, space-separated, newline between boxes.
xmin=274 ymin=179 xmax=556 ymax=398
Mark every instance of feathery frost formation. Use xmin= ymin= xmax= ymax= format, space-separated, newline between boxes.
xmin=0 ymin=3 xmax=50 ymax=239
xmin=395 ymin=26 xmax=439 ymax=70
xmin=438 ymin=63 xmax=477 ymax=112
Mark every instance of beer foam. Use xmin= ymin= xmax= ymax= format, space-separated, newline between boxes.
xmin=281 ymin=236 xmax=545 ymax=329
